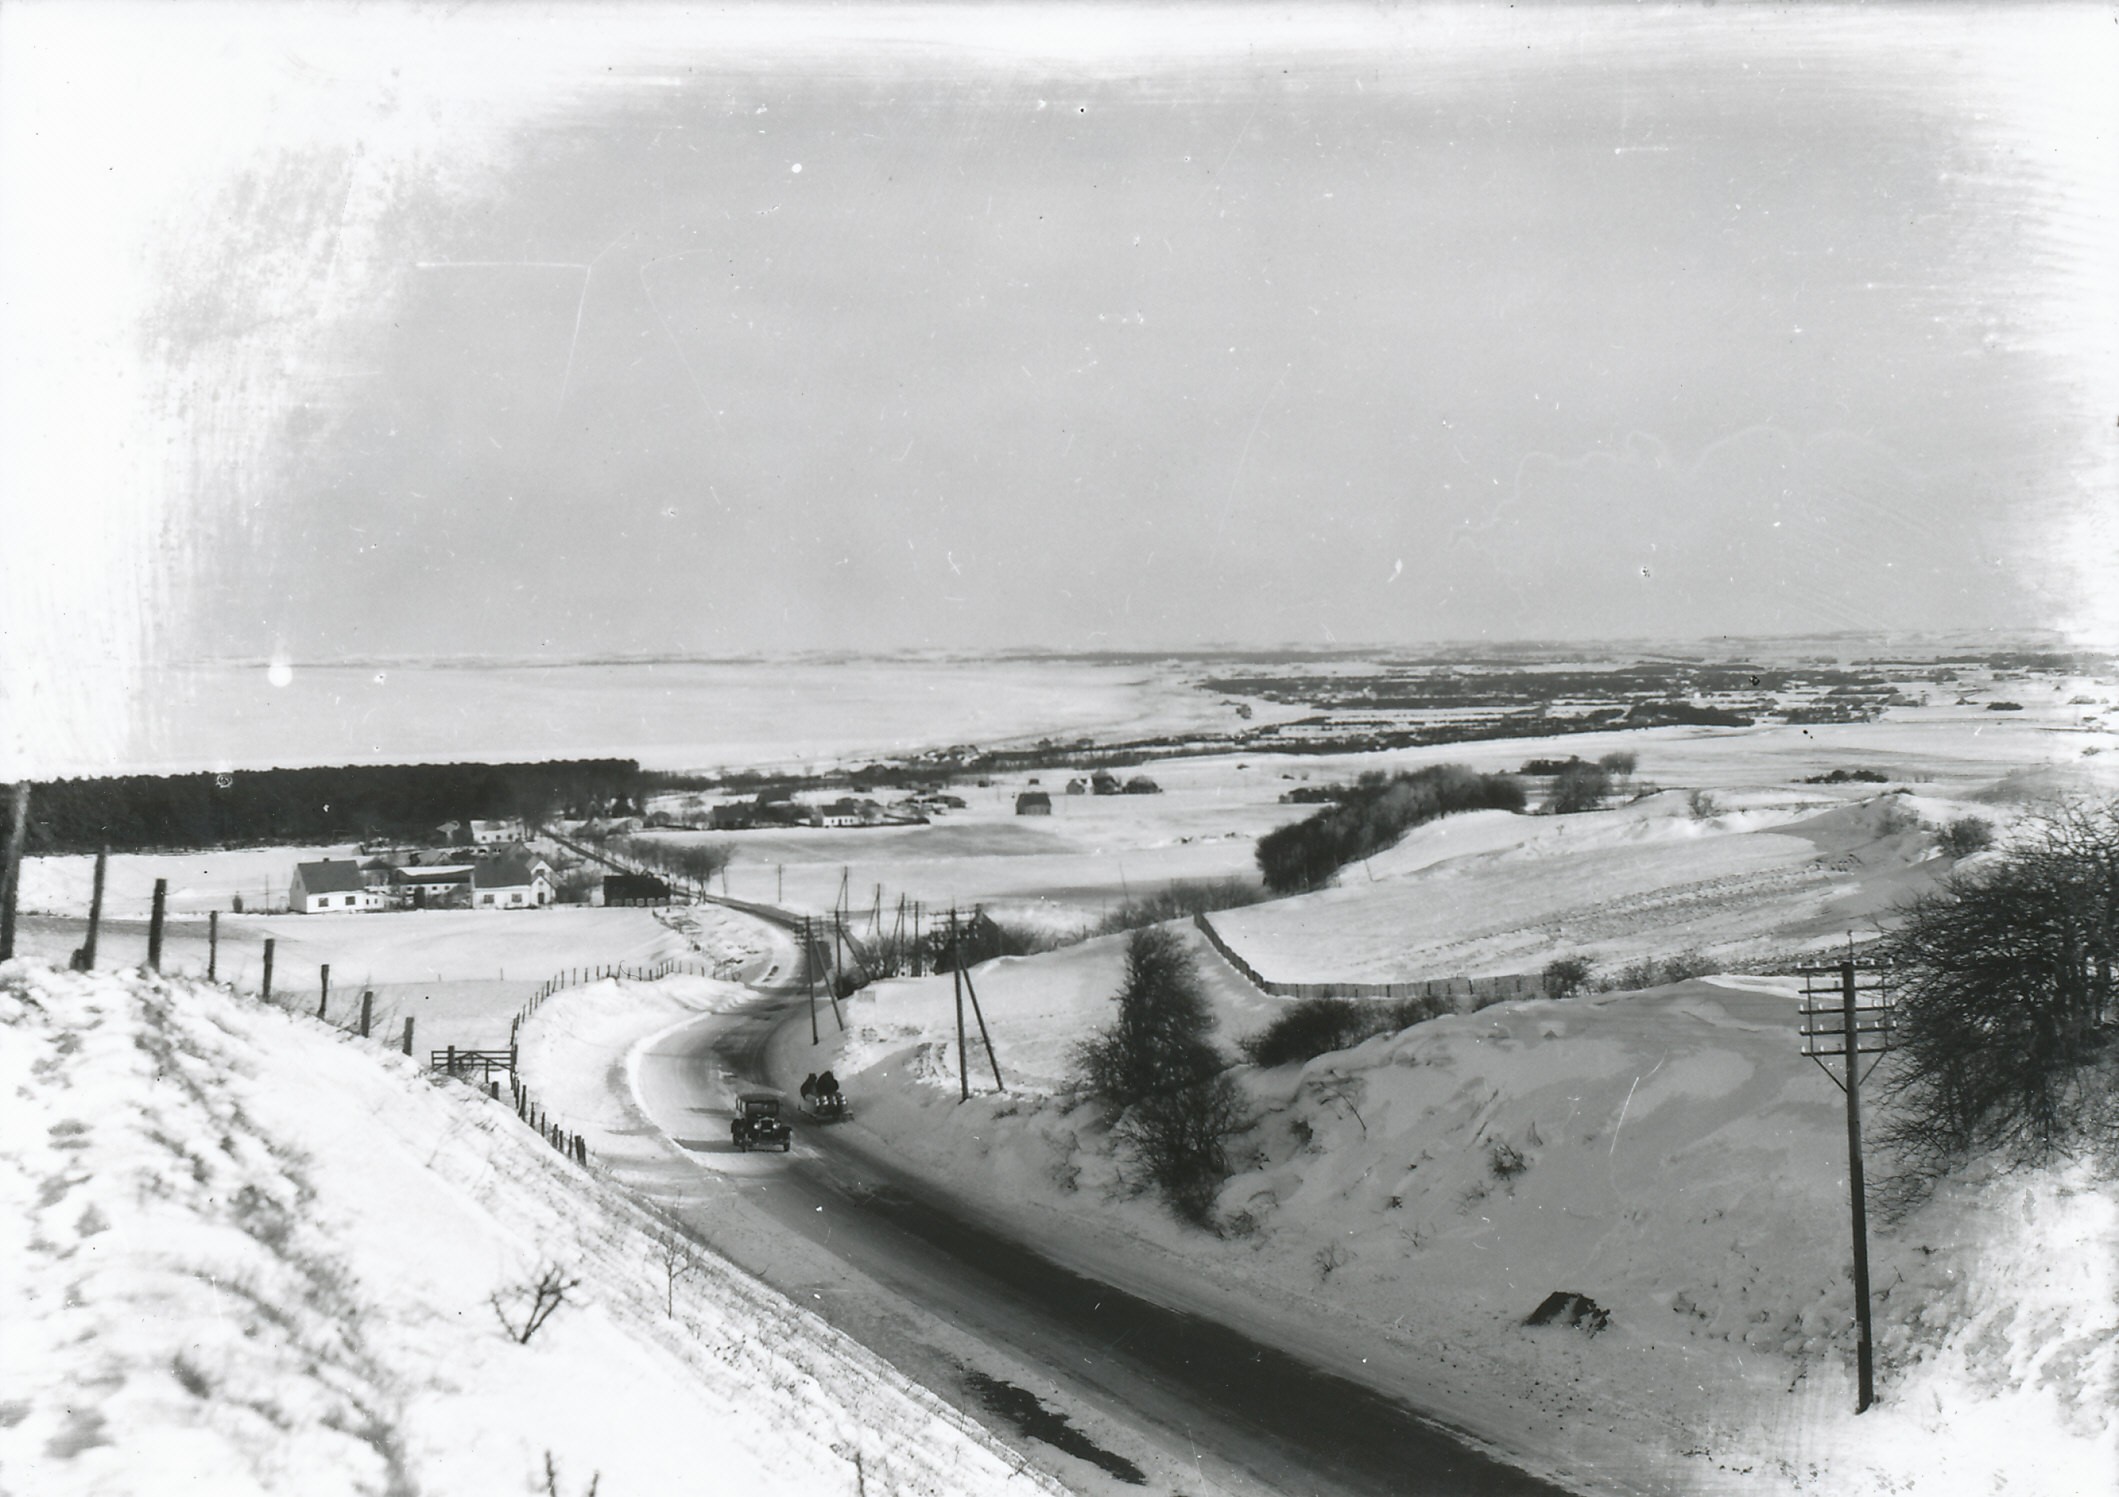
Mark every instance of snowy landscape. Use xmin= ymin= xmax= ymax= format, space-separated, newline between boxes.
xmin=6 ymin=3 xmax=2115 ymax=1494
xmin=7 ymin=648 xmax=2118 ymax=1494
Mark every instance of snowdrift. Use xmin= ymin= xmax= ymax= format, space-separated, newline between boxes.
xmin=0 ymin=960 xmax=1045 ymax=1496
xmin=832 ymin=958 xmax=2117 ymax=1496
xmin=1209 ymin=791 xmax=1964 ymax=983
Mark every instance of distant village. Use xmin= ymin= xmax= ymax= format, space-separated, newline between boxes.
xmin=286 ymin=770 xmax=1166 ymax=914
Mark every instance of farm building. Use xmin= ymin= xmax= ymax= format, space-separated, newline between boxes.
xmin=470 ymin=849 xmax=554 ymax=910
xmin=391 ymin=865 xmax=473 ymax=909
xmin=289 ymin=860 xmax=384 ymax=914
xmin=1015 ymin=791 xmax=1052 ymax=815
xmin=820 ymin=798 xmax=884 ymax=828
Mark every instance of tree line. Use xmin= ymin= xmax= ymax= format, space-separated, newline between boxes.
xmin=1254 ymin=764 xmax=1527 ymax=893
xmin=13 ymin=760 xmax=643 ymax=854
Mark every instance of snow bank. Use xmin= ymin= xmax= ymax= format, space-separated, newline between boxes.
xmin=827 ymin=952 xmax=2117 ymax=1496
xmin=1212 ymin=792 xmax=1966 ymax=982
xmin=0 ymin=960 xmax=1051 ymax=1496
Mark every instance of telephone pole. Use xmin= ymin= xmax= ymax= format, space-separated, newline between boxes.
xmin=1798 ymin=948 xmax=1897 ymax=1414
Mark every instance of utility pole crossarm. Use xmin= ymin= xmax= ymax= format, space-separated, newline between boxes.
xmin=1795 ymin=956 xmax=1898 ymax=1415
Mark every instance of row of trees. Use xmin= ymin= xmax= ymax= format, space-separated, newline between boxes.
xmin=1254 ymin=764 xmax=1527 ymax=893
xmin=599 ymin=832 xmax=735 ymax=888
xmin=19 ymin=761 xmax=643 ymax=853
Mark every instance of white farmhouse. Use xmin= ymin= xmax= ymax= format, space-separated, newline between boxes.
xmin=470 ymin=849 xmax=554 ymax=910
xmin=289 ymin=860 xmax=384 ymax=914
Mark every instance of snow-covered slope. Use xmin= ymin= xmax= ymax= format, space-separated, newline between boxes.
xmin=827 ymin=959 xmax=2117 ymax=1496
xmin=0 ymin=960 xmax=1045 ymax=1496
xmin=1211 ymin=791 xmax=1966 ymax=982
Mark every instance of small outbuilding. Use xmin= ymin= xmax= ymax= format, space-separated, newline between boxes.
xmin=290 ymin=859 xmax=383 ymax=914
xmin=1015 ymin=791 xmax=1052 ymax=816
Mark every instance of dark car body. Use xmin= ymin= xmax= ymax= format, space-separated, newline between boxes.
xmin=731 ymin=1091 xmax=792 ymax=1152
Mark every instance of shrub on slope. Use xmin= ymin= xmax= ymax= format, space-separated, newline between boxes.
xmin=1076 ymin=929 xmax=1247 ymax=1223
xmin=1255 ymin=764 xmax=1525 ymax=894
xmin=1239 ymin=994 xmax=1447 ymax=1068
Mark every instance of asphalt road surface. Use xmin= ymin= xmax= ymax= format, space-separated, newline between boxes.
xmin=623 ymin=971 xmax=1580 ymax=1497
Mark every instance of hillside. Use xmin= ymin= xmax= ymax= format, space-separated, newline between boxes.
xmin=822 ymin=954 xmax=2117 ymax=1495
xmin=0 ymin=960 xmax=1051 ymax=1496
xmin=1207 ymin=790 xmax=1970 ymax=982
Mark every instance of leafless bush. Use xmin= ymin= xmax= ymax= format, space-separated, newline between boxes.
xmin=1116 ymin=1073 xmax=1250 ymax=1227
xmin=1938 ymin=815 xmax=1995 ymax=859
xmin=654 ymin=1232 xmax=700 ymax=1318
xmin=541 ymin=1450 xmax=599 ymax=1497
xmin=1873 ymin=793 xmax=1922 ymax=837
xmin=1487 ymin=1138 xmax=1529 ymax=1180
xmin=1601 ymin=949 xmax=1715 ymax=991
xmin=1542 ymin=956 xmax=1594 ymax=998
xmin=491 ymin=1263 xmax=581 ymax=1345
xmin=1686 ymin=788 xmax=1719 ymax=821
xmin=1875 ymin=799 xmax=2119 ymax=1205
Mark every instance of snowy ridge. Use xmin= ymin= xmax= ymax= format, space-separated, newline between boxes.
xmin=0 ymin=960 xmax=1051 ymax=1496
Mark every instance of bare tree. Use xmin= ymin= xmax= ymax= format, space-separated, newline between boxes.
xmin=654 ymin=1231 xmax=700 ymax=1318
xmin=491 ymin=1263 xmax=582 ymax=1344
xmin=1875 ymin=800 xmax=2119 ymax=1201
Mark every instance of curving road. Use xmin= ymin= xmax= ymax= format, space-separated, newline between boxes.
xmin=608 ymin=910 xmax=1580 ymax=1497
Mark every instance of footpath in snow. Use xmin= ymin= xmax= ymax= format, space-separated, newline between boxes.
xmin=0 ymin=959 xmax=1053 ymax=1497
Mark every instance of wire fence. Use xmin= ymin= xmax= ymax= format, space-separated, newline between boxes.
xmin=1192 ymin=912 xmax=1545 ymax=1008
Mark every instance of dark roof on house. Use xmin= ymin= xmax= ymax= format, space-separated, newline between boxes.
xmin=294 ymin=860 xmax=364 ymax=895
xmin=472 ymin=850 xmax=546 ymax=889
xmin=396 ymin=866 xmax=471 ymax=886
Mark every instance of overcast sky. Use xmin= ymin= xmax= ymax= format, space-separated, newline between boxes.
xmin=3 ymin=2 xmax=2114 ymax=755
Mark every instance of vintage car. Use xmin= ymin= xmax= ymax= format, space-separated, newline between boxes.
xmin=730 ymin=1091 xmax=792 ymax=1152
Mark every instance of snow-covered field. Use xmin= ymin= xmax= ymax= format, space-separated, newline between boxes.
xmin=679 ymin=702 xmax=2114 ymax=937
xmin=0 ymin=960 xmax=1054 ymax=1496
xmin=692 ymin=776 xmax=1306 ymax=930
xmin=1208 ymin=790 xmax=1970 ymax=982
xmin=823 ymin=953 xmax=2117 ymax=1496
xmin=7 ymin=897 xmax=778 ymax=1061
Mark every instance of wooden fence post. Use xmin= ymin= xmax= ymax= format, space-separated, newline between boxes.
xmin=261 ymin=937 xmax=275 ymax=1002
xmin=207 ymin=910 xmax=219 ymax=981
xmin=359 ymin=989 xmax=373 ymax=1038
xmin=0 ymin=782 xmax=28 ymax=962
xmin=401 ymin=1016 xmax=414 ymax=1057
xmin=147 ymin=879 xmax=167 ymax=971
xmin=80 ymin=847 xmax=108 ymax=969
xmin=317 ymin=964 xmax=330 ymax=1020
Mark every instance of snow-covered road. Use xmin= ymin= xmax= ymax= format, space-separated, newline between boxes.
xmin=634 ymin=997 xmax=1574 ymax=1496
xmin=516 ymin=905 xmax=1579 ymax=1496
